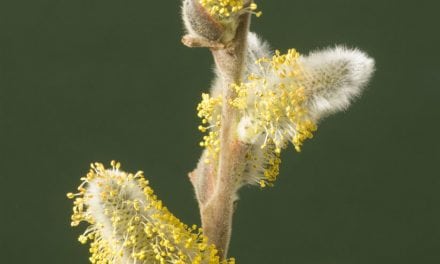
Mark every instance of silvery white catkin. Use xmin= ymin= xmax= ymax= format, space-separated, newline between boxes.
xmin=235 ymin=38 xmax=375 ymax=188
xmin=236 ymin=44 xmax=375 ymax=146
xmin=69 ymin=163 xmax=233 ymax=263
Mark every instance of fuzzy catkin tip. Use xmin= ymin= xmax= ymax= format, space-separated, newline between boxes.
xmin=67 ymin=161 xmax=235 ymax=264
xmin=299 ymin=46 xmax=375 ymax=120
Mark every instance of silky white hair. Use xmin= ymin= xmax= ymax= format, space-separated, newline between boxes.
xmin=300 ymin=46 xmax=375 ymax=121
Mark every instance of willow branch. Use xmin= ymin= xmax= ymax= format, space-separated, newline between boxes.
xmin=184 ymin=11 xmax=252 ymax=259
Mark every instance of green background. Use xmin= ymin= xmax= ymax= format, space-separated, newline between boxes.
xmin=1 ymin=0 xmax=439 ymax=263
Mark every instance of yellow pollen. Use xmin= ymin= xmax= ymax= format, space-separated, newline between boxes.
xmin=197 ymin=93 xmax=222 ymax=164
xmin=233 ymin=49 xmax=318 ymax=186
xmin=199 ymin=0 xmax=261 ymax=19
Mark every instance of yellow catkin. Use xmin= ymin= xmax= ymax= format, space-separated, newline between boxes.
xmin=232 ymin=49 xmax=318 ymax=187
xmin=68 ymin=161 xmax=235 ymax=264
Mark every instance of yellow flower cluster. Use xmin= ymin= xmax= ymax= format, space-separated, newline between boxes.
xmin=68 ymin=161 xmax=234 ymax=264
xmin=199 ymin=0 xmax=261 ymax=19
xmin=197 ymin=93 xmax=222 ymax=164
xmin=234 ymin=49 xmax=317 ymax=152
xmin=232 ymin=49 xmax=318 ymax=187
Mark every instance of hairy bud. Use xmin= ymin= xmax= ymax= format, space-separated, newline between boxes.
xmin=182 ymin=0 xmax=226 ymax=41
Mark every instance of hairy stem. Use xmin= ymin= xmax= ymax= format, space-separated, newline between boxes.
xmin=200 ymin=13 xmax=251 ymax=258
xmin=183 ymin=0 xmax=253 ymax=257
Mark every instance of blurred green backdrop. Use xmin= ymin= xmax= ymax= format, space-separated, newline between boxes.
xmin=0 ymin=0 xmax=439 ymax=263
